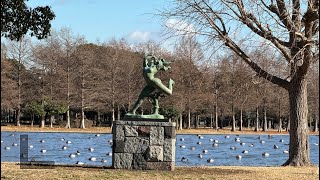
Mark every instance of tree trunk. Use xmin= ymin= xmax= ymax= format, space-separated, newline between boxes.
xmin=268 ymin=120 xmax=272 ymax=130
xmin=239 ymin=109 xmax=243 ymax=131
xmin=239 ymin=95 xmax=247 ymax=131
xmin=40 ymin=115 xmax=45 ymax=128
xmin=16 ymin=64 xmax=21 ymax=127
xmin=96 ymin=111 xmax=101 ymax=126
xmin=176 ymin=114 xmax=179 ymax=130
xmin=231 ymin=104 xmax=236 ymax=131
xmin=283 ymin=76 xmax=310 ymax=166
xmin=263 ymin=107 xmax=267 ymax=131
xmin=286 ymin=116 xmax=290 ymax=132
xmin=215 ymin=106 xmax=218 ymax=130
xmin=65 ymin=109 xmax=71 ymax=128
xmin=254 ymin=107 xmax=259 ymax=132
xmin=111 ymin=95 xmax=115 ymax=129
xmin=313 ymin=113 xmax=318 ymax=132
xmin=210 ymin=113 xmax=213 ymax=128
xmin=247 ymin=119 xmax=251 ymax=129
xmin=278 ymin=97 xmax=282 ymax=132
xmin=80 ymin=107 xmax=85 ymax=129
xmin=31 ymin=114 xmax=34 ymax=127
xmin=80 ymin=56 xmax=85 ymax=129
xmin=220 ymin=113 xmax=224 ymax=129
xmin=308 ymin=113 xmax=311 ymax=130
xmin=50 ymin=115 xmax=54 ymax=128
xmin=112 ymin=108 xmax=115 ymax=122
xmin=187 ymin=109 xmax=191 ymax=129
xmin=179 ymin=112 xmax=183 ymax=130
xmin=195 ymin=114 xmax=199 ymax=129
xmin=80 ymin=90 xmax=85 ymax=129
xmin=16 ymin=108 xmax=21 ymax=126
xmin=66 ymin=62 xmax=71 ymax=128
xmin=278 ymin=118 xmax=283 ymax=132
xmin=117 ymin=105 xmax=120 ymax=120
xmin=110 ymin=108 xmax=115 ymax=129
xmin=7 ymin=109 xmax=10 ymax=123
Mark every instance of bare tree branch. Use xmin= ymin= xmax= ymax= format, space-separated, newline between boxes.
xmin=223 ymin=0 xmax=292 ymax=61
xmin=275 ymin=0 xmax=295 ymax=31
xmin=191 ymin=1 xmax=290 ymax=89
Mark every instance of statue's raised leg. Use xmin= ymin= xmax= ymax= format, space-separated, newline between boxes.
xmin=150 ymin=78 xmax=175 ymax=95
xmin=150 ymin=79 xmax=174 ymax=115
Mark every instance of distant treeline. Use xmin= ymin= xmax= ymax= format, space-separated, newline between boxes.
xmin=1 ymin=29 xmax=319 ymax=131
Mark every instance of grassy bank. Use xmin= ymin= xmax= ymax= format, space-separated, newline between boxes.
xmin=1 ymin=125 xmax=319 ymax=135
xmin=1 ymin=163 xmax=318 ymax=180
xmin=1 ymin=125 xmax=110 ymax=134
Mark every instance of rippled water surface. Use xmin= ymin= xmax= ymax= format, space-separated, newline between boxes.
xmin=1 ymin=132 xmax=319 ymax=167
xmin=175 ymin=134 xmax=319 ymax=166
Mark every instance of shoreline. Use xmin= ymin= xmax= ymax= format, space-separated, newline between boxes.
xmin=1 ymin=161 xmax=319 ymax=168
xmin=1 ymin=125 xmax=319 ymax=135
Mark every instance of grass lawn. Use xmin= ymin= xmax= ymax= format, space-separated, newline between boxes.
xmin=1 ymin=163 xmax=319 ymax=180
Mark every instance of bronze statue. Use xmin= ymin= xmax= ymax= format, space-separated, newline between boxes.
xmin=125 ymin=54 xmax=175 ymax=119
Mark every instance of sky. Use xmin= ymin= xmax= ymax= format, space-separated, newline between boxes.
xmin=27 ymin=0 xmax=172 ymax=44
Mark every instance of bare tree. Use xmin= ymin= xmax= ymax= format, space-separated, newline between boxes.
xmin=252 ymin=50 xmax=273 ymax=132
xmin=57 ymin=28 xmax=86 ymax=128
xmin=71 ymin=44 xmax=98 ymax=129
xmin=99 ymin=43 xmax=122 ymax=127
xmin=162 ymin=0 xmax=318 ymax=166
xmin=33 ymin=32 xmax=66 ymax=128
xmin=238 ymin=79 xmax=254 ymax=131
xmin=6 ymin=37 xmax=33 ymax=126
xmin=118 ymin=51 xmax=143 ymax=119
xmin=174 ymin=35 xmax=205 ymax=129
xmin=1 ymin=44 xmax=18 ymax=119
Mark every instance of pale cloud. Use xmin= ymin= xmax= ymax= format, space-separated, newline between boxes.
xmin=165 ymin=18 xmax=195 ymax=35
xmin=52 ymin=0 xmax=66 ymax=6
xmin=128 ymin=31 xmax=152 ymax=42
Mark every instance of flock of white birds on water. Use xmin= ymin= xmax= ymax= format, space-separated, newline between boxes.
xmin=2 ymin=132 xmax=319 ymax=166
xmin=2 ymin=133 xmax=113 ymax=165
xmin=179 ymin=134 xmax=319 ymax=163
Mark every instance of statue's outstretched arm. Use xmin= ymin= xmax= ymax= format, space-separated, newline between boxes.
xmin=161 ymin=58 xmax=175 ymax=66
xmin=158 ymin=58 xmax=175 ymax=71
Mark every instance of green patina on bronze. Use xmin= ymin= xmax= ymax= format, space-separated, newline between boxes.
xmin=125 ymin=54 xmax=175 ymax=119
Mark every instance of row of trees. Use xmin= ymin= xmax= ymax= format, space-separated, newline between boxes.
xmin=1 ymin=28 xmax=319 ymax=132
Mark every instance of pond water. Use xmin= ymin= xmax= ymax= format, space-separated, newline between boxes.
xmin=1 ymin=131 xmax=319 ymax=167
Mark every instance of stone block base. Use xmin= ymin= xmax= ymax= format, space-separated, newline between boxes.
xmin=112 ymin=119 xmax=176 ymax=170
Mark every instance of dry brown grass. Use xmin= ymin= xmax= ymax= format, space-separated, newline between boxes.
xmin=176 ymin=128 xmax=293 ymax=135
xmin=2 ymin=125 xmax=319 ymax=135
xmin=1 ymin=163 xmax=319 ymax=180
xmin=1 ymin=125 xmax=110 ymax=133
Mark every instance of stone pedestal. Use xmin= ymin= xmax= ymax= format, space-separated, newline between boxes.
xmin=112 ymin=119 xmax=176 ymax=170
